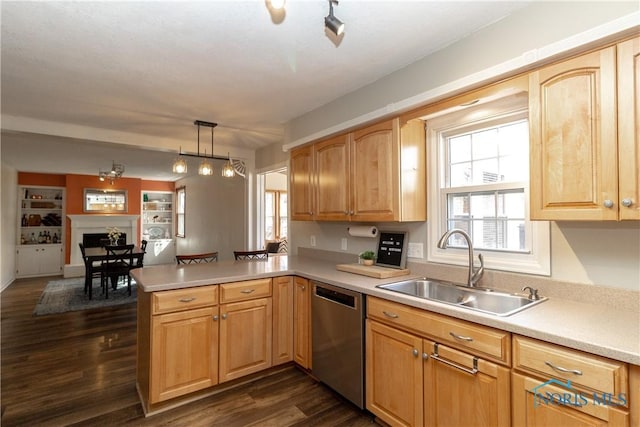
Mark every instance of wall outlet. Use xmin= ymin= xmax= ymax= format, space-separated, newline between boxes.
xmin=407 ymin=242 xmax=424 ymax=259
xmin=341 ymin=238 xmax=348 ymax=251
xmin=310 ymin=235 xmax=316 ymax=247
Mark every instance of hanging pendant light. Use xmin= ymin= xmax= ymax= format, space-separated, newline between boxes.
xmin=198 ymin=149 xmax=214 ymax=176
xmin=172 ymin=146 xmax=188 ymax=173
xmin=221 ymin=152 xmax=235 ymax=178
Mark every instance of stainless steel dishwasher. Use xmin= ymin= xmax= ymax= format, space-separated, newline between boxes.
xmin=311 ymin=281 xmax=365 ymax=409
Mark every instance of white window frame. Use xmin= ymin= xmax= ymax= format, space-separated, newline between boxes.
xmin=426 ymin=95 xmax=550 ymax=276
xmin=175 ymin=186 xmax=186 ymax=238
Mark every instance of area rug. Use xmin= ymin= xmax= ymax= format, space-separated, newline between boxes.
xmin=33 ymin=277 xmax=137 ymax=316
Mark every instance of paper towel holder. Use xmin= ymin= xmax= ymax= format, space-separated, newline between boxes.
xmin=347 ymin=226 xmax=379 ymax=238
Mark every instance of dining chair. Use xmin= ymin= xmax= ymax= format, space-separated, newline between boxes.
xmin=135 ymin=239 xmax=148 ymax=268
xmin=79 ymin=242 xmax=107 ymax=299
xmin=176 ymin=252 xmax=218 ymax=264
xmin=103 ymin=244 xmax=135 ymax=298
xmin=233 ymin=249 xmax=268 ymax=260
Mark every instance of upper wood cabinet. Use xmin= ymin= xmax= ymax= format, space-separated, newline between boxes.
xmin=290 ymin=144 xmax=314 ymax=220
xmin=291 ymin=117 xmax=426 ymax=222
xmin=529 ymin=37 xmax=639 ymax=220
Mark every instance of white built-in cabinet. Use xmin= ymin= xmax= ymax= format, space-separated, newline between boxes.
xmin=141 ymin=191 xmax=175 ymax=265
xmin=16 ymin=186 xmax=64 ymax=278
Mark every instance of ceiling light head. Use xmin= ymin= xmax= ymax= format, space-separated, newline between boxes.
xmin=268 ymin=0 xmax=285 ymax=10
xmin=221 ymin=153 xmax=235 ymax=178
xmin=325 ymin=0 xmax=344 ymax=36
xmin=198 ymin=158 xmax=214 ymax=176
xmin=172 ymin=156 xmax=188 ymax=174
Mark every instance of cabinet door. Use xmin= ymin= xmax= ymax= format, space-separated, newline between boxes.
xmin=529 ymin=47 xmax=618 ymax=220
xmin=272 ymin=276 xmax=294 ymax=365
xmin=290 ymin=145 xmax=314 ymax=220
xmin=150 ymin=306 xmax=218 ymax=403
xmin=617 ymin=37 xmax=640 ymax=220
xmin=293 ymin=276 xmax=311 ymax=369
xmin=424 ymin=342 xmax=511 ymax=427
xmin=366 ymin=320 xmax=423 ymax=427
xmin=16 ymin=246 xmax=40 ymax=277
xmin=38 ymin=245 xmax=62 ymax=275
xmin=351 ymin=120 xmax=399 ymax=221
xmin=512 ymin=372 xmax=629 ymax=426
xmin=219 ymin=298 xmax=272 ymax=382
xmin=314 ymin=134 xmax=351 ymax=221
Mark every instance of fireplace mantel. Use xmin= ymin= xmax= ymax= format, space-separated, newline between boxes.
xmin=65 ymin=214 xmax=139 ymax=277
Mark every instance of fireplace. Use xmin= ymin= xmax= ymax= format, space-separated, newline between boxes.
xmin=65 ymin=214 xmax=139 ymax=277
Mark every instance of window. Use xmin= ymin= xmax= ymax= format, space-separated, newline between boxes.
xmin=265 ymin=190 xmax=287 ymax=242
xmin=427 ymin=95 xmax=549 ymax=275
xmin=175 ymin=186 xmax=186 ymax=238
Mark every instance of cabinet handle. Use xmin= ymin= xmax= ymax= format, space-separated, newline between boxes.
xmin=431 ymin=343 xmax=478 ymax=374
xmin=544 ymin=361 xmax=583 ymax=376
xmin=383 ymin=311 xmax=399 ymax=319
xmin=178 ymin=297 xmax=196 ymax=303
xmin=412 ymin=348 xmax=419 ymax=357
xmin=300 ymin=286 xmax=306 ymax=290
xmin=213 ymin=315 xmax=219 ymax=321
xmin=222 ymin=313 xmax=227 ymax=320
xmin=603 ymin=199 xmax=614 ymax=208
xmin=240 ymin=289 xmax=255 ymax=294
xmin=621 ymin=198 xmax=633 ymax=208
xmin=449 ymin=331 xmax=473 ymax=342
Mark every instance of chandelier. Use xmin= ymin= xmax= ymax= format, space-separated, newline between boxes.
xmin=98 ymin=161 xmax=125 ymax=185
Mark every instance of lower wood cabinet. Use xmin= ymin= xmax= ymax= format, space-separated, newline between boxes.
xmin=293 ymin=276 xmax=312 ymax=369
xmin=151 ymin=306 xmax=219 ymax=403
xmin=272 ymin=276 xmax=294 ymax=365
xmin=366 ymin=319 xmax=510 ymax=427
xmin=219 ymin=297 xmax=272 ymax=382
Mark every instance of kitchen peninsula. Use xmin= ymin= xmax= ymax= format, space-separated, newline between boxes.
xmin=132 ymin=254 xmax=640 ymax=423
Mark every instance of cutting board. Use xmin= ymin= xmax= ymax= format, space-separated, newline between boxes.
xmin=336 ymin=263 xmax=411 ymax=279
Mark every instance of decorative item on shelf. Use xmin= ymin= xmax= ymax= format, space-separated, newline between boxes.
xmin=107 ymin=226 xmax=122 ymax=245
xmin=359 ymin=250 xmax=376 ymax=266
xmin=99 ymin=161 xmax=125 ymax=185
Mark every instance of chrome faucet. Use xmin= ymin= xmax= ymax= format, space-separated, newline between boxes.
xmin=437 ymin=229 xmax=484 ymax=287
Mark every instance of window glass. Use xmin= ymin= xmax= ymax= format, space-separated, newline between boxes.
xmin=176 ymin=187 xmax=186 ymax=238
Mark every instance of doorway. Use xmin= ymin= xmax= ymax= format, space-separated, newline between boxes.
xmin=257 ymin=167 xmax=288 ymax=254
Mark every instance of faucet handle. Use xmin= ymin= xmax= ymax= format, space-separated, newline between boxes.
xmin=522 ymin=286 xmax=540 ymax=301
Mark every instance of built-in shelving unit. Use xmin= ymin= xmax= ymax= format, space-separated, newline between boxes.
xmin=17 ymin=185 xmax=65 ymax=277
xmin=142 ymin=191 xmax=175 ymax=265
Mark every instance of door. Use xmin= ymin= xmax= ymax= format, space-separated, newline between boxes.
xmin=219 ymin=298 xmax=272 ymax=382
xmin=529 ymin=46 xmax=618 ymax=220
xmin=424 ymin=341 xmax=511 ymax=427
xmin=272 ymin=276 xmax=294 ymax=365
xmin=365 ymin=320 xmax=423 ymax=427
xmin=290 ymin=145 xmax=314 ymax=220
xmin=150 ymin=306 xmax=218 ymax=403
xmin=512 ymin=372 xmax=629 ymax=426
xmin=293 ymin=276 xmax=311 ymax=369
xmin=351 ymin=119 xmax=399 ymax=221
xmin=617 ymin=37 xmax=640 ymax=220
xmin=314 ymin=134 xmax=350 ymax=221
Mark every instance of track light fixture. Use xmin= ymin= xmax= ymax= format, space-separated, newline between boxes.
xmin=172 ymin=120 xmax=218 ymax=176
xmin=325 ymin=0 xmax=344 ymax=36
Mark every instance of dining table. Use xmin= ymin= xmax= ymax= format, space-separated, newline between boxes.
xmin=83 ymin=245 xmax=145 ymax=299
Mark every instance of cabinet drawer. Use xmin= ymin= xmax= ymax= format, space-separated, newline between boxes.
xmin=152 ymin=285 xmax=218 ymax=315
xmin=513 ymin=335 xmax=628 ymax=403
xmin=368 ymin=296 xmax=510 ymax=364
xmin=220 ymin=278 xmax=272 ymax=303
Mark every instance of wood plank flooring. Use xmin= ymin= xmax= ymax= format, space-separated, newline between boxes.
xmin=1 ymin=276 xmax=378 ymax=426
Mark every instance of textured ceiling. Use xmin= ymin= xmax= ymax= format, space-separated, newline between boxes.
xmin=1 ymin=1 xmax=531 ymax=180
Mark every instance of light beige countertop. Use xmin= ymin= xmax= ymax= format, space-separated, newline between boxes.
xmin=132 ymin=255 xmax=640 ymax=365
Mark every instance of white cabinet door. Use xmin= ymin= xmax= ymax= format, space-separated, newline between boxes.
xmin=16 ymin=245 xmax=62 ymax=277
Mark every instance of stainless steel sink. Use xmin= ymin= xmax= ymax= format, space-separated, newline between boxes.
xmin=377 ymin=279 xmax=546 ymax=316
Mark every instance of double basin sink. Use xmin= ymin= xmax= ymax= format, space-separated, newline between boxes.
xmin=378 ymin=279 xmax=546 ymax=316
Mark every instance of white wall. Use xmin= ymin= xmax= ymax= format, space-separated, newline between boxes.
xmin=175 ymin=159 xmax=247 ymax=261
xmin=1 ymin=161 xmax=18 ymax=291
xmin=275 ymin=3 xmax=640 ymax=291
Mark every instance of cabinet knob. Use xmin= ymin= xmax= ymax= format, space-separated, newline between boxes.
xmin=412 ymin=348 xmax=419 ymax=357
xmin=422 ymin=352 xmax=429 ymax=360
xmin=621 ymin=198 xmax=633 ymax=208
xmin=213 ymin=315 xmax=219 ymax=321
xmin=221 ymin=313 xmax=227 ymax=320
xmin=603 ymin=199 xmax=614 ymax=208
xmin=350 ymin=210 xmax=354 ymax=215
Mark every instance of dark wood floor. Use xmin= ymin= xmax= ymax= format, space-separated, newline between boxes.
xmin=1 ymin=276 xmax=378 ymax=426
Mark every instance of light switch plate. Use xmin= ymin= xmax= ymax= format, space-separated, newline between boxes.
xmin=341 ymin=238 xmax=348 ymax=251
xmin=407 ymin=242 xmax=423 ymax=259
xmin=310 ymin=235 xmax=316 ymax=247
